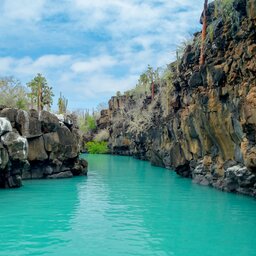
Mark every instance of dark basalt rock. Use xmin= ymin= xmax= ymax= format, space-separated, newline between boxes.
xmin=0 ymin=117 xmax=12 ymax=136
xmin=47 ymin=171 xmax=73 ymax=179
xmin=188 ymin=72 xmax=202 ymax=88
xmin=1 ymin=131 xmax=28 ymax=160
xmin=40 ymin=110 xmax=60 ymax=133
xmin=0 ymin=108 xmax=18 ymax=127
xmin=0 ymin=108 xmax=88 ymax=188
xmin=94 ymin=0 xmax=256 ymax=197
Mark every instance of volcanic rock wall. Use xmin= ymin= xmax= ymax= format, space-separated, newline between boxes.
xmin=97 ymin=0 xmax=256 ymax=197
xmin=0 ymin=107 xmax=87 ymax=188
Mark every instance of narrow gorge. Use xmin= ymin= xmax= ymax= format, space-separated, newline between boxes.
xmin=96 ymin=0 xmax=256 ymax=197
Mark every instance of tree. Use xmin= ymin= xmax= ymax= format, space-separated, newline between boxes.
xmin=200 ymin=0 xmax=208 ymax=66
xmin=0 ymin=77 xmax=29 ymax=110
xmin=42 ymin=85 xmax=54 ymax=111
xmin=27 ymin=74 xmax=54 ymax=112
xmin=58 ymin=92 xmax=68 ymax=114
xmin=145 ymin=65 xmax=160 ymax=100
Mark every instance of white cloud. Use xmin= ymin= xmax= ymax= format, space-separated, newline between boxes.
xmin=0 ymin=54 xmax=138 ymax=108
xmin=71 ymin=55 xmax=117 ymax=73
xmin=33 ymin=55 xmax=71 ymax=68
xmin=2 ymin=0 xmax=45 ymax=22
xmin=0 ymin=0 xmax=203 ymax=109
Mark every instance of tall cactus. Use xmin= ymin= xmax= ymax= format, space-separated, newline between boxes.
xmin=200 ymin=0 xmax=208 ymax=66
xmin=58 ymin=92 xmax=68 ymax=114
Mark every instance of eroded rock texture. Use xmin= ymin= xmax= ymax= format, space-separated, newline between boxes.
xmin=0 ymin=110 xmax=87 ymax=188
xmin=96 ymin=0 xmax=256 ymax=197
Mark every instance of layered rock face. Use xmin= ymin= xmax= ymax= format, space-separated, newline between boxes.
xmin=97 ymin=0 xmax=256 ymax=197
xmin=0 ymin=108 xmax=87 ymax=188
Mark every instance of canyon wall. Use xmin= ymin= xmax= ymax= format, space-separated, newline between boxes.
xmin=0 ymin=107 xmax=87 ymax=188
xmin=96 ymin=0 xmax=256 ymax=197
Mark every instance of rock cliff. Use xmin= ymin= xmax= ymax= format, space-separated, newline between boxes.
xmin=96 ymin=0 xmax=256 ymax=197
xmin=0 ymin=107 xmax=87 ymax=188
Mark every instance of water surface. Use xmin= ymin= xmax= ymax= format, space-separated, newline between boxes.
xmin=0 ymin=154 xmax=256 ymax=256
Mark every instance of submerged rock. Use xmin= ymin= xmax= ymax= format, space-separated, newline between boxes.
xmin=47 ymin=171 xmax=73 ymax=179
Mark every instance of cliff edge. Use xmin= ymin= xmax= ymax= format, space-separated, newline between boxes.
xmin=0 ymin=107 xmax=87 ymax=188
xmin=96 ymin=0 xmax=256 ymax=197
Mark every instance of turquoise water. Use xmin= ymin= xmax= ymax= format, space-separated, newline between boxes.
xmin=0 ymin=155 xmax=256 ymax=256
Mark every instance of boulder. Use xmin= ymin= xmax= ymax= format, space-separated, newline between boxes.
xmin=57 ymin=126 xmax=78 ymax=159
xmin=0 ymin=108 xmax=18 ymax=127
xmin=225 ymin=166 xmax=256 ymax=188
xmin=0 ymin=143 xmax=9 ymax=170
xmin=0 ymin=117 xmax=12 ymax=136
xmin=55 ymin=114 xmax=74 ymax=129
xmin=64 ymin=115 xmax=73 ymax=129
xmin=40 ymin=110 xmax=60 ymax=133
xmin=1 ymin=132 xmax=28 ymax=160
xmin=43 ymin=132 xmax=60 ymax=152
xmin=55 ymin=114 xmax=65 ymax=123
xmin=27 ymin=136 xmax=48 ymax=162
xmin=28 ymin=111 xmax=42 ymax=137
xmin=22 ymin=170 xmax=31 ymax=180
xmin=31 ymin=167 xmax=45 ymax=179
xmin=0 ymin=107 xmax=86 ymax=188
xmin=16 ymin=110 xmax=30 ymax=136
xmin=20 ymin=161 xmax=31 ymax=180
xmin=44 ymin=166 xmax=54 ymax=175
xmin=29 ymin=109 xmax=39 ymax=119
xmin=71 ymin=158 xmax=88 ymax=176
xmin=47 ymin=171 xmax=73 ymax=179
xmin=7 ymin=175 xmax=22 ymax=188
xmin=188 ymin=72 xmax=202 ymax=88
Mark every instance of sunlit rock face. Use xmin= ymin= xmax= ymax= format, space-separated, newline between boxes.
xmin=0 ymin=109 xmax=87 ymax=188
xmin=96 ymin=0 xmax=256 ymax=197
xmin=0 ymin=117 xmax=12 ymax=136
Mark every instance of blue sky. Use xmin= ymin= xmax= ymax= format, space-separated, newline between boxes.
xmin=0 ymin=0 xmax=204 ymax=111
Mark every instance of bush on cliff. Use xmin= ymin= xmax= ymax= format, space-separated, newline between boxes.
xmin=78 ymin=114 xmax=97 ymax=134
xmin=86 ymin=141 xmax=108 ymax=154
xmin=94 ymin=129 xmax=110 ymax=142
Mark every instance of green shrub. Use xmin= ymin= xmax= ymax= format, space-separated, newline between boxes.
xmin=86 ymin=141 xmax=108 ymax=154
xmin=208 ymin=24 xmax=214 ymax=42
xmin=0 ymin=77 xmax=30 ymax=110
xmin=79 ymin=115 xmax=97 ymax=133
xmin=214 ymin=0 xmax=237 ymax=22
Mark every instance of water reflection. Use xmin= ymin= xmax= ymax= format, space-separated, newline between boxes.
xmin=0 ymin=177 xmax=85 ymax=256
xmin=0 ymin=155 xmax=256 ymax=256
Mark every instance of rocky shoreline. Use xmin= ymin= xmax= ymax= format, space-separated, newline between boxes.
xmin=0 ymin=107 xmax=87 ymax=188
xmin=96 ymin=0 xmax=256 ymax=197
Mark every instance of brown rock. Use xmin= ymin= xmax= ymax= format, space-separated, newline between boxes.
xmin=27 ymin=136 xmax=48 ymax=161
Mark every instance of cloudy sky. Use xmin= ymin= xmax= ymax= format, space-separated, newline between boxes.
xmin=0 ymin=0 xmax=204 ymax=110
